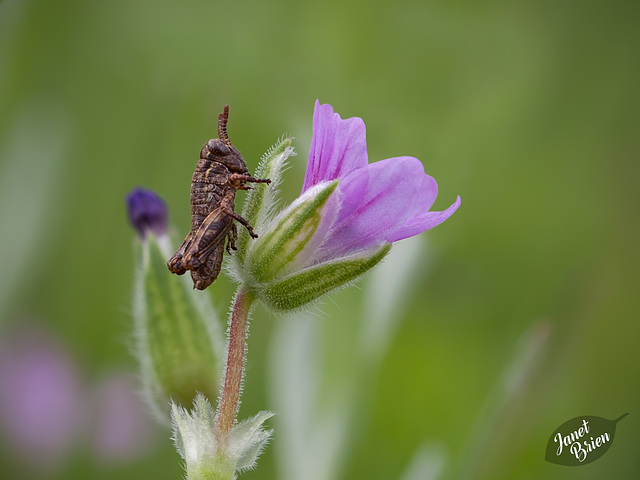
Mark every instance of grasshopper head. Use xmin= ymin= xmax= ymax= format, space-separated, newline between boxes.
xmin=202 ymin=138 xmax=248 ymax=173
xmin=200 ymin=105 xmax=249 ymax=173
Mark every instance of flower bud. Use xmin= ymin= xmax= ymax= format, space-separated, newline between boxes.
xmin=127 ymin=188 xmax=224 ymax=421
xmin=126 ymin=188 xmax=168 ymax=239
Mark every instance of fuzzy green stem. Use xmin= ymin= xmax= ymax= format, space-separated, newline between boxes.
xmin=216 ymin=287 xmax=254 ymax=441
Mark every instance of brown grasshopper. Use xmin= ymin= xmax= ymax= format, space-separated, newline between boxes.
xmin=167 ymin=105 xmax=270 ymax=289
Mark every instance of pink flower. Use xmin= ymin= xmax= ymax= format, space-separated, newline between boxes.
xmin=0 ymin=325 xmax=83 ymax=471
xmin=240 ymin=101 xmax=460 ymax=311
xmin=0 ymin=325 xmax=157 ymax=473
xmin=91 ymin=374 xmax=155 ymax=464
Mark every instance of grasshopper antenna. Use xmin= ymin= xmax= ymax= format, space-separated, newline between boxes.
xmin=218 ymin=105 xmax=231 ymax=146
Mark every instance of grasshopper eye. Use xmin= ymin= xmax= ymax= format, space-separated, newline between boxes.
xmin=212 ymin=143 xmax=231 ymax=156
xmin=206 ymin=139 xmax=231 ymax=157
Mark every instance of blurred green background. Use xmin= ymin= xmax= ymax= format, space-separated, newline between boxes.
xmin=1 ymin=0 xmax=638 ymax=478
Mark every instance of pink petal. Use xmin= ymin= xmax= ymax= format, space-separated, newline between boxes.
xmin=318 ymin=157 xmax=438 ymax=259
xmin=302 ymin=101 xmax=368 ymax=192
xmin=390 ymin=195 xmax=461 ymax=242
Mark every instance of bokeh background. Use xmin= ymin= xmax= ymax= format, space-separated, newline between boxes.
xmin=1 ymin=0 xmax=638 ymax=478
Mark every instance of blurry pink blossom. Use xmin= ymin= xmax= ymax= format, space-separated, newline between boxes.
xmin=0 ymin=323 xmax=157 ymax=474
xmin=91 ymin=373 xmax=155 ymax=464
xmin=0 ymin=325 xmax=83 ymax=472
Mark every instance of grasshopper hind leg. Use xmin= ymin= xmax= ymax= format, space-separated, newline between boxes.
xmin=190 ymin=242 xmax=225 ymax=290
xmin=167 ymin=232 xmax=194 ymax=274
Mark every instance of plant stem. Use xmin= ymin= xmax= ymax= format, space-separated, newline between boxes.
xmin=216 ymin=286 xmax=254 ymax=441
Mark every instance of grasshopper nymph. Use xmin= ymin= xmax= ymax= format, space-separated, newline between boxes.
xmin=167 ymin=105 xmax=270 ymax=289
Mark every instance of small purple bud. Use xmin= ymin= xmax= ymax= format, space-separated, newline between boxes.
xmin=126 ymin=188 xmax=168 ymax=239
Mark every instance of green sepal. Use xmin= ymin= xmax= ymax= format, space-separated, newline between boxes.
xmin=246 ymin=180 xmax=339 ymax=284
xmin=256 ymin=243 xmax=391 ymax=311
xmin=133 ymin=234 xmax=223 ymax=420
xmin=171 ymin=394 xmax=234 ymax=480
xmin=171 ymin=394 xmax=274 ymax=480
xmin=231 ymin=410 xmax=275 ymax=472
xmin=234 ymin=137 xmax=295 ymax=266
